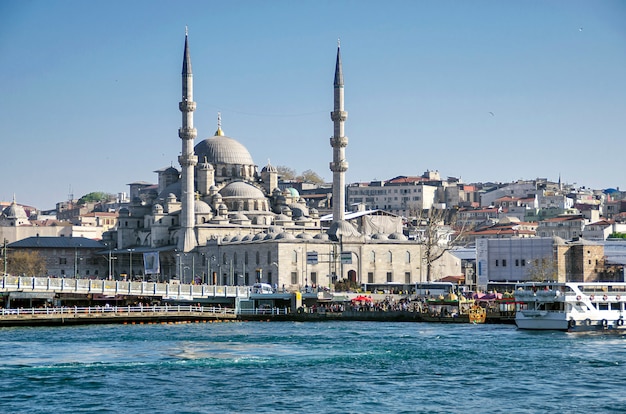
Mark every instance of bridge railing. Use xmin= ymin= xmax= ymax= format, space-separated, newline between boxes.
xmin=0 ymin=276 xmax=251 ymax=299
xmin=0 ymin=304 xmax=237 ymax=316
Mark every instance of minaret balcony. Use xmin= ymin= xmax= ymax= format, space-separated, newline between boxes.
xmin=330 ymin=136 xmax=348 ymax=148
xmin=179 ymin=101 xmax=197 ymax=112
xmin=178 ymin=154 xmax=198 ymax=167
xmin=330 ymin=161 xmax=349 ymax=172
xmin=330 ymin=110 xmax=348 ymax=122
xmin=178 ymin=127 xmax=198 ymax=140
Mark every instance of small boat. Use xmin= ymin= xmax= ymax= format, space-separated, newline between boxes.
xmin=420 ymin=293 xmax=477 ymax=323
xmin=468 ymin=304 xmax=487 ymax=324
xmin=514 ymin=282 xmax=626 ymax=332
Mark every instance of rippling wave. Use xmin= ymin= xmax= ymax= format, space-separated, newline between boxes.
xmin=1 ymin=322 xmax=626 ymax=413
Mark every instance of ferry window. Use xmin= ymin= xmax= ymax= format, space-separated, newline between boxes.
xmin=611 ymin=303 xmax=621 ymax=311
xmin=598 ymin=303 xmax=609 ymax=311
xmin=502 ymin=260 xmax=507 ymax=267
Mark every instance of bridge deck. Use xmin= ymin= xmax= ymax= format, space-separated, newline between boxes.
xmin=0 ymin=276 xmax=250 ymax=300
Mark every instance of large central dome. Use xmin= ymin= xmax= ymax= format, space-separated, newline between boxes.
xmin=194 ymin=133 xmax=255 ymax=165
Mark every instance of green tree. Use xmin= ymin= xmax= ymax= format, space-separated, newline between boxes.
xmin=8 ymin=251 xmax=46 ymax=276
xmin=78 ymin=192 xmax=114 ymax=205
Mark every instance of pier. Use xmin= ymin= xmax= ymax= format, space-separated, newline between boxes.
xmin=0 ymin=304 xmax=242 ymax=326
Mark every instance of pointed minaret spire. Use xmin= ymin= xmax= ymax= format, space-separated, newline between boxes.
xmin=329 ymin=40 xmax=348 ymax=223
xmin=178 ymin=28 xmax=198 ymax=253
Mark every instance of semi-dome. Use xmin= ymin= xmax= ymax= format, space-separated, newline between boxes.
xmin=219 ymin=181 xmax=266 ymax=199
xmin=194 ymin=135 xmax=255 ymax=165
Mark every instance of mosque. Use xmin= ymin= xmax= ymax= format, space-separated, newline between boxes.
xmin=106 ymin=32 xmax=460 ymax=289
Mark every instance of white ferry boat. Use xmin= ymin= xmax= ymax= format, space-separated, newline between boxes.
xmin=515 ymin=282 xmax=626 ymax=332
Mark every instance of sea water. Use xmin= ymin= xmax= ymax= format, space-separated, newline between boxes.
xmin=0 ymin=321 xmax=625 ymax=413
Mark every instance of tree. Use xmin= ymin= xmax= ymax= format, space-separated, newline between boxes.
xmin=276 ymin=166 xmax=297 ymax=180
xmin=297 ymin=169 xmax=325 ymax=184
xmin=7 ymin=251 xmax=46 ymax=276
xmin=78 ymin=192 xmax=114 ymax=205
xmin=413 ymin=207 xmax=467 ymax=282
xmin=527 ymin=257 xmax=558 ymax=282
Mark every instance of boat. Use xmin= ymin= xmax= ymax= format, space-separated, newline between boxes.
xmin=473 ymin=291 xmax=516 ymax=324
xmin=420 ymin=292 xmax=479 ymax=324
xmin=468 ymin=304 xmax=487 ymax=324
xmin=514 ymin=282 xmax=626 ymax=332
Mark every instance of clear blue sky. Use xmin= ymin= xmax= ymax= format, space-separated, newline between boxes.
xmin=1 ymin=0 xmax=625 ymax=210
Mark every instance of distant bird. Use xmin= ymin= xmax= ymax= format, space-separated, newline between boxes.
xmin=489 ymin=111 xmax=495 ymax=117
xmin=579 ymin=27 xmax=583 ymax=32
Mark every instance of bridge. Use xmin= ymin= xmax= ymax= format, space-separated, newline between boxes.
xmin=0 ymin=276 xmax=251 ymax=301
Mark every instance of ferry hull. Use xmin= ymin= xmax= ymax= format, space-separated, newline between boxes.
xmin=517 ymin=316 xmax=626 ymax=332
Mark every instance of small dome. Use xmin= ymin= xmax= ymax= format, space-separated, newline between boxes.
xmin=314 ymin=233 xmax=330 ymax=240
xmin=152 ymin=204 xmax=164 ymax=214
xmin=389 ymin=232 xmax=408 ymax=240
xmin=296 ymin=233 xmax=313 ymax=239
xmin=371 ymin=233 xmax=389 ymax=240
xmin=230 ymin=235 xmax=241 ymax=242
xmin=261 ymin=163 xmax=278 ymax=173
xmin=328 ymin=220 xmax=361 ymax=241
xmin=220 ymin=181 xmax=266 ymax=199
xmin=231 ymin=212 xmax=249 ymax=221
xmin=221 ymin=235 xmax=231 ymax=242
xmin=2 ymin=201 xmax=28 ymax=220
xmin=267 ymin=225 xmax=282 ymax=233
xmin=163 ymin=166 xmax=179 ymax=176
xmin=264 ymin=233 xmax=276 ymax=240
xmin=194 ymin=200 xmax=212 ymax=214
xmin=285 ymin=187 xmax=300 ymax=198
xmin=275 ymin=232 xmax=296 ymax=240
xmin=252 ymin=233 xmax=265 ymax=241
xmin=241 ymin=234 xmax=253 ymax=241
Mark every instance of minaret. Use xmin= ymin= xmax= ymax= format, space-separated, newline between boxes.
xmin=329 ymin=40 xmax=348 ymax=222
xmin=178 ymin=28 xmax=198 ymax=251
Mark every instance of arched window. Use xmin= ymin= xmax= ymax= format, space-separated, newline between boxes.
xmin=223 ymin=253 xmax=227 ymax=265
xmin=234 ymin=252 xmax=238 ymax=266
xmin=388 ymin=251 xmax=393 ymax=263
xmin=405 ymin=251 xmax=411 ymax=264
xmin=292 ymin=250 xmax=298 ymax=263
xmin=369 ymin=250 xmax=376 ymax=263
xmin=244 ymin=252 xmax=249 ymax=265
xmin=267 ymin=251 xmax=272 ymax=265
xmin=256 ymin=251 xmax=260 ymax=265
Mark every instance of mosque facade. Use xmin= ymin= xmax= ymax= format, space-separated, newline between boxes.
xmin=106 ymin=33 xmax=460 ymax=288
